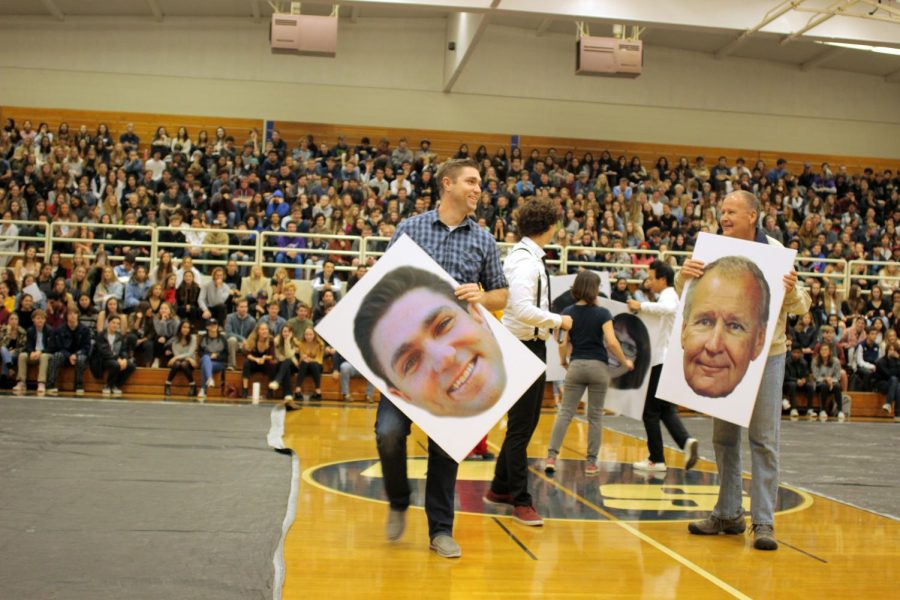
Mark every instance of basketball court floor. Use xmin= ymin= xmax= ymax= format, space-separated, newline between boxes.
xmin=0 ymin=395 xmax=896 ymax=599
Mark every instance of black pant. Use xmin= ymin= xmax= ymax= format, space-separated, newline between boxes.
xmin=274 ymin=359 xmax=298 ymax=391
xmin=297 ymin=361 xmax=322 ymax=388
xmin=642 ymin=364 xmax=689 ymax=463
xmin=783 ymin=379 xmax=814 ymax=409
xmin=816 ymin=381 xmax=842 ymax=413
xmin=167 ymin=359 xmax=194 ymax=384
xmin=103 ymin=359 xmax=136 ymax=388
xmin=491 ymin=339 xmax=545 ymax=506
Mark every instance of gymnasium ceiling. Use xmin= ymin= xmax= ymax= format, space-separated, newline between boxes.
xmin=1 ymin=0 xmax=899 ymax=81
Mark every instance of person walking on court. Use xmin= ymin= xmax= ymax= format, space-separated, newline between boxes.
xmin=373 ymin=158 xmax=508 ymax=559
xmin=545 ymin=270 xmax=633 ymax=476
xmin=682 ymin=190 xmax=809 ymax=551
xmin=483 ymin=198 xmax=572 ymax=526
xmin=626 ymin=260 xmax=698 ymax=473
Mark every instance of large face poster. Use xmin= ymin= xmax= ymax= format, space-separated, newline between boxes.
xmin=657 ymin=233 xmax=796 ymax=427
xmin=315 ymin=235 xmax=546 ymax=463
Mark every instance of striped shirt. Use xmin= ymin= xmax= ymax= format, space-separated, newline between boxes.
xmin=389 ymin=210 xmax=507 ymax=291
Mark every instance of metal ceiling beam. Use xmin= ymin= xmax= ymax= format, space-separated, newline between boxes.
xmin=40 ymin=0 xmax=64 ymax=21
xmin=147 ymin=0 xmax=164 ymax=22
xmin=800 ymin=46 xmax=844 ymax=70
xmin=350 ymin=6 xmax=360 ymax=23
xmin=714 ymin=0 xmax=803 ymax=59
xmin=535 ymin=17 xmax=552 ymax=37
xmin=443 ymin=0 xmax=500 ymax=92
xmin=250 ymin=0 xmax=261 ymax=22
xmin=779 ymin=0 xmax=858 ymax=45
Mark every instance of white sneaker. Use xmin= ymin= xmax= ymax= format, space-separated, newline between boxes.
xmin=284 ymin=394 xmax=293 ymax=402
xmin=818 ymin=410 xmax=828 ymax=422
xmin=807 ymin=409 xmax=817 ymax=419
xmin=112 ymin=387 xmax=123 ymax=396
xmin=151 ymin=359 xmax=159 ymax=368
xmin=102 ymin=387 xmax=112 ymax=396
xmin=837 ymin=411 xmax=845 ymax=422
xmin=268 ymin=381 xmax=280 ymax=391
xmin=13 ymin=381 xmax=25 ymax=393
xmin=197 ymin=388 xmax=206 ymax=401
xmin=75 ymin=388 xmax=85 ymax=396
xmin=790 ymin=408 xmax=799 ymax=418
xmin=782 ymin=399 xmax=791 ymax=411
xmin=883 ymin=403 xmax=892 ymax=414
xmin=633 ymin=459 xmax=667 ymax=472
xmin=206 ymin=377 xmax=215 ymax=389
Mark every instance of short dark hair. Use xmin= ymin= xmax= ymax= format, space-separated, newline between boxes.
xmin=517 ymin=198 xmax=559 ymax=239
xmin=353 ymin=266 xmax=466 ymax=387
xmin=648 ymin=260 xmax=674 ymax=286
xmin=571 ymin=270 xmax=600 ymax=304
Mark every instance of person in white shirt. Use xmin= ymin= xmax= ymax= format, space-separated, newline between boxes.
xmin=627 ymin=260 xmax=698 ymax=472
xmin=484 ymin=198 xmax=572 ymax=527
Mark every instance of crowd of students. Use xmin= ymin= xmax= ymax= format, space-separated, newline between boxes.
xmin=0 ymin=117 xmax=897 ymax=411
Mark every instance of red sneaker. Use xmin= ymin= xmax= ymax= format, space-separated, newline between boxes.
xmin=483 ymin=490 xmax=514 ymax=506
xmin=512 ymin=505 xmax=543 ymax=527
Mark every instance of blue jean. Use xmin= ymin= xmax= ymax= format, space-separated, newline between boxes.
xmin=711 ymin=352 xmax=786 ymax=527
xmin=339 ymin=362 xmax=374 ymax=398
xmin=375 ymin=398 xmax=458 ymax=540
xmin=200 ymin=355 xmax=225 ymax=391
xmin=0 ymin=346 xmax=17 ymax=376
xmin=276 ymin=252 xmax=305 ymax=279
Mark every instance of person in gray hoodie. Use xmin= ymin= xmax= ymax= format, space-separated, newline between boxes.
xmin=199 ymin=267 xmax=232 ymax=325
xmin=225 ymin=299 xmax=256 ymax=370
xmin=199 ymin=318 xmax=227 ymax=400
xmin=152 ymin=302 xmax=180 ymax=367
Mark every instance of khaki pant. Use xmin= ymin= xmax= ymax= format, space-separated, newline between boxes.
xmin=18 ymin=352 xmax=51 ymax=384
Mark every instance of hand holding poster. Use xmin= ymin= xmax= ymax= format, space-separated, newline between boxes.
xmin=657 ymin=233 xmax=796 ymax=427
xmin=315 ymin=235 xmax=546 ymax=462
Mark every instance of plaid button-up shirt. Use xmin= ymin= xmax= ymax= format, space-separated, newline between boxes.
xmin=389 ymin=210 xmax=507 ymax=291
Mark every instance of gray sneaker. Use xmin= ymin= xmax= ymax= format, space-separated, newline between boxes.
xmin=429 ymin=534 xmax=461 ymax=558
xmin=751 ymin=523 xmax=778 ymax=550
xmin=688 ymin=512 xmax=746 ymax=535
xmin=385 ymin=509 xmax=406 ymax=542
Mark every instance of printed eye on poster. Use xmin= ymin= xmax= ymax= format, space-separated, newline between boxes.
xmin=315 ymin=235 xmax=546 ymax=463
xmin=657 ymin=233 xmax=796 ymax=427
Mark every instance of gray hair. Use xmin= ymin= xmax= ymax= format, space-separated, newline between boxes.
xmin=727 ymin=190 xmax=760 ymax=214
xmin=683 ymin=255 xmax=770 ymax=327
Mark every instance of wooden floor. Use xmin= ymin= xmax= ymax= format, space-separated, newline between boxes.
xmin=279 ymin=405 xmax=897 ymax=599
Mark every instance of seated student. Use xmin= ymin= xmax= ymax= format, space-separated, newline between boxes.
xmin=274 ymin=220 xmax=306 ymax=279
xmin=175 ymin=255 xmax=202 ymax=287
xmin=277 ymin=282 xmax=300 ymax=321
xmin=13 ymin=308 xmax=52 ymax=395
xmin=225 ymin=299 xmax=256 ymax=370
xmin=124 ymin=301 xmax=154 ymax=366
xmin=270 ymin=325 xmax=300 ymax=409
xmin=46 ymin=307 xmax=91 ymax=395
xmin=165 ymin=320 xmax=198 ymax=398
xmin=91 ymin=314 xmax=136 ymax=396
xmin=296 ymin=326 xmax=324 ymax=400
xmin=791 ymin=312 xmax=818 ymax=363
xmin=853 ymin=327 xmax=883 ymax=390
xmin=270 ymin=267 xmax=290 ymax=304
xmin=312 ymin=289 xmax=336 ymax=324
xmin=259 ymin=300 xmax=286 ymax=337
xmin=151 ymin=302 xmax=180 ymax=367
xmin=124 ymin=265 xmax=151 ymax=313
xmin=199 ymin=267 xmax=231 ymax=325
xmin=93 ymin=265 xmax=124 ymax=310
xmin=815 ymin=325 xmax=848 ymax=392
xmin=241 ymin=321 xmax=276 ymax=398
xmin=310 ymin=260 xmax=342 ymax=306
xmin=240 ymin=265 xmax=271 ymax=310
xmin=198 ymin=318 xmax=227 ymax=400
xmin=812 ymin=343 xmax=844 ymax=421
xmin=332 ymin=351 xmax=375 ymax=403
xmin=75 ymin=293 xmax=98 ymax=331
xmin=44 ymin=291 xmax=68 ymax=331
xmin=875 ymin=341 xmax=900 ymax=416
xmin=783 ymin=346 xmax=814 ymax=418
xmin=0 ymin=312 xmax=26 ymax=380
xmin=175 ymin=270 xmax=202 ymax=327
xmin=15 ymin=293 xmax=35 ymax=331
xmin=162 ymin=272 xmax=178 ymax=305
xmin=284 ymin=302 xmax=313 ymax=339
xmin=96 ymin=297 xmax=124 ymax=334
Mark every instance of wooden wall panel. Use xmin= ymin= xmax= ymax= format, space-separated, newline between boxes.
xmin=0 ymin=106 xmax=263 ymax=154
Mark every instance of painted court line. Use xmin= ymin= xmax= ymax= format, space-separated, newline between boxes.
xmin=487 ymin=441 xmax=751 ymax=600
xmin=491 ymin=517 xmax=538 ymax=561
